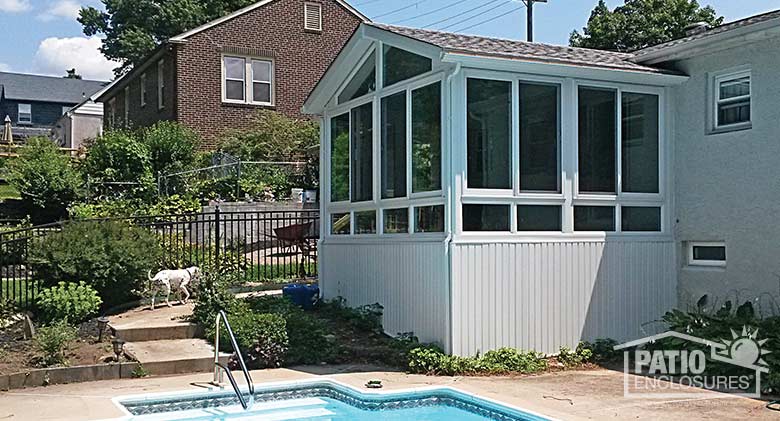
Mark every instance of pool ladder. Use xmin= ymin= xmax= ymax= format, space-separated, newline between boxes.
xmin=212 ymin=310 xmax=255 ymax=410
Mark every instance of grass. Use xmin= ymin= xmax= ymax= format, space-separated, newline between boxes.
xmin=1 ymin=279 xmax=38 ymax=307
xmin=0 ymin=184 xmax=20 ymax=201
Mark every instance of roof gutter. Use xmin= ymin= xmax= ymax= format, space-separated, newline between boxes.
xmin=633 ymin=18 xmax=780 ymax=64
xmin=95 ymin=45 xmax=170 ymax=103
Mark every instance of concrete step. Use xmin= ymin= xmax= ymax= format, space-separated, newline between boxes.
xmin=109 ymin=302 xmax=202 ymax=342
xmin=124 ymin=338 xmax=231 ymax=376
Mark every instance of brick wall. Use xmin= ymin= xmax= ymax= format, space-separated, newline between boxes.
xmin=176 ymin=0 xmax=362 ymax=147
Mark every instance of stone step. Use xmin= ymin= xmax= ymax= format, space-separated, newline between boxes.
xmin=124 ymin=338 xmax=231 ymax=377
xmin=109 ymin=302 xmax=202 ymax=342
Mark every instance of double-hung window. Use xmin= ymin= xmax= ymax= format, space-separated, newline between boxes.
xmin=157 ymin=60 xmax=165 ymax=109
xmin=222 ymin=56 xmax=274 ymax=106
xmin=711 ymin=69 xmax=751 ymax=132
xmin=140 ymin=73 xmax=147 ymax=107
xmin=17 ymin=103 xmax=31 ymax=124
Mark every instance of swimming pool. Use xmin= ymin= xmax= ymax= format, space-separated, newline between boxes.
xmin=113 ymin=379 xmax=553 ymax=420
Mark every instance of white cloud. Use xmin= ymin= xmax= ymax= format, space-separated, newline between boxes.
xmin=0 ymin=0 xmax=31 ymax=13
xmin=38 ymin=0 xmax=81 ymax=21
xmin=0 ymin=63 xmax=11 ymax=72
xmin=33 ymin=36 xmax=117 ymax=81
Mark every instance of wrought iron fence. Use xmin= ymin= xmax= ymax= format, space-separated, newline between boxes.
xmin=0 ymin=208 xmax=319 ymax=309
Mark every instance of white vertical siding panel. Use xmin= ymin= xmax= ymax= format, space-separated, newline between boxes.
xmin=321 ymin=241 xmax=450 ymax=350
xmin=451 ymin=240 xmax=676 ymax=356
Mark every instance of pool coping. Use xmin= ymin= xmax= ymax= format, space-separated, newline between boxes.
xmin=107 ymin=377 xmax=559 ymax=421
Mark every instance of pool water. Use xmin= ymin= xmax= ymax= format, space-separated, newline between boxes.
xmin=117 ymin=381 xmax=550 ymax=421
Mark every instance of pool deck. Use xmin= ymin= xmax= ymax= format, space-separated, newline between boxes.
xmin=0 ymin=365 xmax=773 ymax=420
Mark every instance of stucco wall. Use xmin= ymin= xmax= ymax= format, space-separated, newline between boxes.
xmin=671 ymin=36 xmax=780 ymax=312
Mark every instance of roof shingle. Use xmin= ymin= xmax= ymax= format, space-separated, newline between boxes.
xmin=0 ymin=72 xmax=107 ymax=104
xmin=368 ymin=23 xmax=668 ymax=74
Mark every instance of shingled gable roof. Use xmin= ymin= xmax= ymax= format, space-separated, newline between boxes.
xmin=367 ymin=23 xmax=670 ymax=75
xmin=169 ymin=0 xmax=369 ymax=42
xmin=0 ymin=72 xmax=107 ymax=104
xmin=632 ymin=9 xmax=780 ymax=63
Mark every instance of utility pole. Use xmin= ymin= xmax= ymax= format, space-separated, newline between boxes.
xmin=523 ymin=0 xmax=547 ymax=42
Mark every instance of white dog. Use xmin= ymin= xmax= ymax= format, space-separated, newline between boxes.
xmin=147 ymin=266 xmax=200 ymax=310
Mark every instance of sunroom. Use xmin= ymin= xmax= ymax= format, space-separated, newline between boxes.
xmin=304 ymin=23 xmax=688 ymax=355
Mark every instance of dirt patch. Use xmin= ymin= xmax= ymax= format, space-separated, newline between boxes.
xmin=0 ymin=319 xmax=115 ymax=375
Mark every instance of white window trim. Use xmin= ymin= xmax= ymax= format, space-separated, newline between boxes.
xmin=304 ymin=2 xmax=323 ymax=32
xmin=709 ymin=67 xmax=752 ymax=134
xmin=221 ymin=55 xmax=275 ymax=106
xmin=140 ymin=73 xmax=147 ymax=107
xmin=108 ymin=98 xmax=116 ymax=127
xmin=687 ymin=241 xmax=727 ymax=267
xmin=17 ymin=103 xmax=31 ymax=124
xmin=157 ymin=59 xmax=165 ymax=110
xmin=123 ymin=86 xmax=130 ymax=125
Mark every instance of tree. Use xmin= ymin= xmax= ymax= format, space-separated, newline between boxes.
xmin=79 ymin=0 xmax=256 ymax=75
xmin=570 ymin=0 xmax=723 ymax=52
xmin=64 ymin=69 xmax=82 ymax=79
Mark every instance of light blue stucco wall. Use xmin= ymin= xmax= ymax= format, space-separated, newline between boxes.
xmin=671 ymin=36 xmax=780 ymax=314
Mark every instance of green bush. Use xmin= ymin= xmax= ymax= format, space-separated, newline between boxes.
xmin=83 ymin=131 xmax=155 ymax=199
xmin=30 ymin=221 xmax=161 ymax=308
xmin=33 ymin=319 xmax=78 ymax=367
xmin=6 ymin=137 xmax=83 ymax=222
xmin=580 ymin=338 xmax=620 ymax=363
xmin=218 ymin=111 xmax=319 ymax=162
xmin=245 ymin=313 xmax=289 ymax=368
xmin=318 ymin=298 xmax=384 ymax=334
xmin=141 ymin=121 xmax=199 ymax=179
xmin=68 ymin=195 xmax=201 ymax=219
xmin=557 ymin=343 xmax=594 ymax=368
xmin=191 ymin=272 xmax=239 ymax=328
xmin=407 ymin=346 xmax=548 ymax=376
xmin=36 ymin=281 xmax=101 ymax=325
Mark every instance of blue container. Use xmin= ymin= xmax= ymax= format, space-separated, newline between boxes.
xmin=282 ymin=284 xmax=320 ymax=310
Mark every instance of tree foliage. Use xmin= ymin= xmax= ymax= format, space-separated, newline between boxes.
xmin=82 ymin=130 xmax=155 ymax=199
xmin=570 ymin=0 xmax=723 ymax=52
xmin=79 ymin=0 xmax=256 ymax=74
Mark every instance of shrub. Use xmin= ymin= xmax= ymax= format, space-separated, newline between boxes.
xmin=318 ymin=298 xmax=384 ymax=334
xmin=30 ymin=221 xmax=161 ymax=308
xmin=83 ymin=131 xmax=154 ymax=200
xmin=6 ymin=137 xmax=82 ymax=222
xmin=218 ymin=111 xmax=319 ymax=162
xmin=36 ymin=281 xmax=101 ymax=325
xmin=407 ymin=346 xmax=548 ymax=376
xmin=557 ymin=343 xmax=593 ymax=368
xmin=33 ymin=319 xmax=77 ymax=367
xmin=141 ymin=121 xmax=199 ymax=179
xmin=191 ymin=272 xmax=239 ymax=328
xmin=244 ymin=313 xmax=289 ymax=368
xmin=478 ymin=348 xmax=548 ymax=374
xmin=581 ymin=338 xmax=620 ymax=363
xmin=69 ymin=195 xmax=201 ymax=219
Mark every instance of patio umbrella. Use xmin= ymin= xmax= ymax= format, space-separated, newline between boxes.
xmin=2 ymin=115 xmax=11 ymax=144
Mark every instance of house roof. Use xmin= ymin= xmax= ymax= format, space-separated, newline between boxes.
xmin=0 ymin=72 xmax=107 ymax=104
xmin=367 ymin=23 xmax=669 ymax=74
xmin=633 ymin=9 xmax=780 ymax=63
xmin=170 ymin=0 xmax=369 ymax=42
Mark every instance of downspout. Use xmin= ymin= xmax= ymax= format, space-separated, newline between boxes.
xmin=444 ymin=60 xmax=461 ymax=355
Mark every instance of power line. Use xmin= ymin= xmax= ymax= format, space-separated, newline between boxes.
xmin=391 ymin=0 xmax=472 ymax=25
xmin=440 ymin=1 xmax=521 ymax=31
xmin=374 ymin=2 xmax=424 ymax=20
xmin=454 ymin=3 xmax=525 ymax=32
xmin=423 ymin=0 xmax=507 ymax=28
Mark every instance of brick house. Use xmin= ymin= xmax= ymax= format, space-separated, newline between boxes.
xmin=97 ymin=0 xmax=366 ymax=147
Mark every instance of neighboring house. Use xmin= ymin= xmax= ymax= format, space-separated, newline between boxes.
xmin=52 ymin=95 xmax=105 ymax=150
xmin=0 ymin=72 xmax=106 ymax=142
xmin=304 ymin=12 xmax=780 ymax=356
xmin=97 ymin=0 xmax=367 ymax=148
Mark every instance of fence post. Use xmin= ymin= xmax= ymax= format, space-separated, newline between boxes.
xmin=236 ymin=161 xmax=242 ymax=200
xmin=214 ymin=205 xmax=221 ymax=264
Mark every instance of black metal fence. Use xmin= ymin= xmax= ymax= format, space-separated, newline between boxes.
xmin=0 ymin=208 xmax=319 ymax=309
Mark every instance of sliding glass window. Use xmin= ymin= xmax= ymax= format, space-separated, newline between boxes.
xmin=519 ymin=82 xmax=560 ymax=192
xmin=350 ymin=103 xmax=373 ymax=203
xmin=412 ymin=82 xmax=441 ymax=193
xmin=330 ymin=113 xmax=350 ymax=202
xmin=381 ymin=92 xmax=407 ymax=199
xmin=622 ymin=93 xmax=659 ymax=194
xmin=578 ymin=87 xmax=617 ymax=194
xmin=467 ymin=78 xmax=511 ymax=189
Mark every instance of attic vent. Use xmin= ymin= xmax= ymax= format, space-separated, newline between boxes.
xmin=304 ymin=2 xmax=322 ymax=32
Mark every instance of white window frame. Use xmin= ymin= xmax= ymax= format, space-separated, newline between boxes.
xmin=140 ymin=73 xmax=147 ymax=107
xmin=123 ymin=86 xmax=130 ymax=124
xmin=687 ymin=241 xmax=726 ymax=267
xmin=108 ymin=98 xmax=116 ymax=127
xmin=17 ymin=103 xmax=31 ymax=124
xmin=709 ymin=67 xmax=751 ymax=133
xmin=304 ymin=2 xmax=323 ymax=32
xmin=157 ymin=59 xmax=165 ymax=110
xmin=221 ymin=55 xmax=275 ymax=106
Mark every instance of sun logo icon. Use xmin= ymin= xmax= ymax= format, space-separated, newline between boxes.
xmin=716 ymin=326 xmax=771 ymax=369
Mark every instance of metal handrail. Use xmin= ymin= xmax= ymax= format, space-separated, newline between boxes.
xmin=212 ymin=310 xmax=255 ymax=410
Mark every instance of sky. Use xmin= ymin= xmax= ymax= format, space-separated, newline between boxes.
xmin=1 ymin=0 xmax=779 ymax=81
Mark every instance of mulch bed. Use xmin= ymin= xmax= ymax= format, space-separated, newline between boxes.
xmin=0 ymin=318 xmax=116 ymax=375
